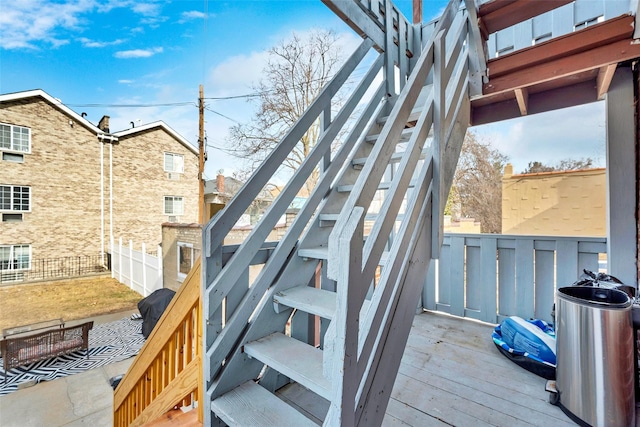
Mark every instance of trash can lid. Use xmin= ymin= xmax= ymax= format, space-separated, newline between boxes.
xmin=558 ymin=286 xmax=631 ymax=308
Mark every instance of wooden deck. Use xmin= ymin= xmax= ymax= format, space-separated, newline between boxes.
xmin=278 ymin=310 xmax=576 ymax=426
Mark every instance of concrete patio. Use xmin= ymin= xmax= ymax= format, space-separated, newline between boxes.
xmin=0 ymin=310 xmax=138 ymax=427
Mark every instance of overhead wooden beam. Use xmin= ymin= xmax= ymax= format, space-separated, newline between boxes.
xmin=479 ymin=0 xmax=573 ymax=35
xmin=487 ymin=14 xmax=635 ymax=78
xmin=483 ymin=38 xmax=640 ymax=96
xmin=514 ymin=88 xmax=528 ymax=115
xmin=471 ymin=80 xmax=598 ymax=126
xmin=597 ymin=64 xmax=618 ymax=100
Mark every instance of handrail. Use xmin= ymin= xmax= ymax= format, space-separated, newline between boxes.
xmin=113 ymin=258 xmax=202 ymax=427
xmin=325 ymin=0 xmax=477 ymax=424
xmin=201 ymin=36 xmax=385 ymax=415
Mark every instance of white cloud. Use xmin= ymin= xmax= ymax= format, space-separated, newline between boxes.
xmin=0 ymin=0 xmax=168 ymax=50
xmin=131 ymin=2 xmax=161 ymax=16
xmin=208 ymin=51 xmax=270 ymax=95
xmin=78 ymin=37 xmax=125 ymax=48
xmin=118 ymin=79 xmax=134 ymax=84
xmin=472 ymin=102 xmax=606 ymax=173
xmin=114 ymin=47 xmax=163 ymax=58
xmin=0 ymin=0 xmax=93 ymax=49
xmin=178 ymin=10 xmax=207 ymax=24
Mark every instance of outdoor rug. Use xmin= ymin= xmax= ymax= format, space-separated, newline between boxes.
xmin=0 ymin=318 xmax=144 ymax=396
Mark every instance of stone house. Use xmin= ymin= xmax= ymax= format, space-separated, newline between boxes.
xmin=0 ymin=89 xmax=199 ymax=281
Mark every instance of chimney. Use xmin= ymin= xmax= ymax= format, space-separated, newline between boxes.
xmin=216 ymin=174 xmax=225 ymax=194
xmin=98 ymin=115 xmax=110 ymax=133
xmin=503 ymin=163 xmax=513 ymax=178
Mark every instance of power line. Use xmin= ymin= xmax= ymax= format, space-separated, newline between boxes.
xmin=204 ymin=106 xmax=240 ymax=123
xmin=66 ymin=102 xmax=197 ymax=108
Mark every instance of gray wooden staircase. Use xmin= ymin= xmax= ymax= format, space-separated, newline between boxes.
xmin=201 ymin=0 xmax=486 ymax=425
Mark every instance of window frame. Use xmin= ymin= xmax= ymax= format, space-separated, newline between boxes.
xmin=0 ymin=123 xmax=31 ymax=154
xmin=164 ymin=152 xmax=184 ymax=174
xmin=0 ymin=185 xmax=31 ymax=213
xmin=163 ymin=196 xmax=184 ymax=215
xmin=177 ymin=241 xmax=194 ymax=282
xmin=0 ymin=244 xmax=32 ymax=272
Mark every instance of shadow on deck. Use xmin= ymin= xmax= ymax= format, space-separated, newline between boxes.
xmin=278 ymin=311 xmax=575 ymax=426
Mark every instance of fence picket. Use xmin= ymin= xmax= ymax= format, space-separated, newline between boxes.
xmin=431 ymin=234 xmax=607 ymax=324
xmin=110 ymin=238 xmax=163 ymax=296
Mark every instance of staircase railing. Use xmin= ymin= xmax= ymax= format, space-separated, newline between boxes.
xmin=324 ymin=0 xmax=480 ymax=424
xmin=201 ymin=36 xmax=388 ymax=425
xmin=113 ymin=259 xmax=202 ymax=427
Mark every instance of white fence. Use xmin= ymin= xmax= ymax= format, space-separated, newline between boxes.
xmin=111 ymin=237 xmax=163 ymax=297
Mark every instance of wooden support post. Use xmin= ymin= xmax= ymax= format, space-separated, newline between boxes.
xmin=606 ymin=66 xmax=638 ymax=287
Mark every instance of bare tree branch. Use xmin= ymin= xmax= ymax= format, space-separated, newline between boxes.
xmin=226 ymin=29 xmax=344 ymax=194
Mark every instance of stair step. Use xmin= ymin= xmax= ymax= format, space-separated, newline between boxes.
xmin=298 ymin=246 xmax=329 ymax=260
xmin=211 ymin=380 xmax=317 ymax=427
xmin=364 ymin=127 xmax=414 ymax=144
xmin=274 ymin=285 xmax=373 ymax=321
xmin=318 ymin=212 xmax=378 ymax=225
xmin=352 ymin=146 xmax=430 ymax=169
xmin=244 ymin=332 xmax=332 ymax=400
xmin=377 ymin=84 xmax=433 ymax=126
xmin=298 ymin=245 xmax=389 ymax=265
xmin=378 ymin=107 xmax=423 ymax=126
xmin=337 ymin=179 xmax=416 ymax=193
xmin=273 ymin=286 xmax=336 ymax=319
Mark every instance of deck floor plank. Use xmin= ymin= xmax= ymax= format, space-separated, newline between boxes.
xmin=385 ymin=312 xmax=575 ymax=426
xmin=278 ymin=311 xmax=577 ymax=426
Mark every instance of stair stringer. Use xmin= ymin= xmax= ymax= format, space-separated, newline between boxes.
xmin=356 ymin=91 xmax=470 ymax=427
xmin=205 ymin=84 xmax=390 ymax=404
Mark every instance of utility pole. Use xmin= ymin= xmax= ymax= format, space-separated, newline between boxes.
xmin=198 ymin=84 xmax=205 ymax=224
xmin=413 ymin=0 xmax=422 ymax=24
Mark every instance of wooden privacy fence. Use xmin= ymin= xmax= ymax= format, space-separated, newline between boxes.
xmin=111 ymin=237 xmax=162 ymax=296
xmin=113 ymin=258 xmax=202 ymax=427
xmin=424 ymin=233 xmax=607 ymax=324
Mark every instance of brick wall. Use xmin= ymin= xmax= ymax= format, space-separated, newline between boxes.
xmin=0 ymin=95 xmax=200 ymax=266
xmin=161 ymin=223 xmax=202 ymax=291
xmin=110 ymin=127 xmax=199 ymax=250
xmin=0 ymin=98 xmax=103 ymax=260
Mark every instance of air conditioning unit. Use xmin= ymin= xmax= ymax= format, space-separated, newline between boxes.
xmin=167 ymin=172 xmax=180 ymax=180
xmin=168 ymin=216 xmax=177 ymax=223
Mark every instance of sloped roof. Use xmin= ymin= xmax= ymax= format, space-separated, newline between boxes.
xmin=113 ymin=121 xmax=198 ymax=155
xmin=0 ymin=89 xmax=107 ymax=136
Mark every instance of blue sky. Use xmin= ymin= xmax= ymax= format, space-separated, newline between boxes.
xmin=1 ymin=0 xmax=606 ymax=180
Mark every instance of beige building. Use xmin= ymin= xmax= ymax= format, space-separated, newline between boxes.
xmin=0 ymin=89 xmax=199 ymax=280
xmin=502 ymin=164 xmax=606 ymax=236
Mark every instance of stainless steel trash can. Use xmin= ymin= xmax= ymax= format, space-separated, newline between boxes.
xmin=556 ymin=286 xmax=635 ymax=427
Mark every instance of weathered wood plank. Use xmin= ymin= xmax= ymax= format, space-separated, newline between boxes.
xmin=276 ymin=311 xmax=577 ymax=426
xmin=534 ymin=249 xmax=555 ymax=323
xmin=479 ymin=236 xmax=498 ymax=323
xmin=211 ymin=381 xmax=317 ymax=427
xmin=449 ymin=236 xmax=465 ymax=316
xmin=556 ymin=239 xmax=579 ymax=288
xmin=244 ymin=332 xmax=332 ymax=400
xmin=515 ymin=238 xmax=535 ymax=319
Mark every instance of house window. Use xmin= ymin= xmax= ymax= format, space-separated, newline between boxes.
xmin=0 ymin=244 xmax=31 ymax=271
xmin=0 ymin=185 xmax=30 ymax=212
xmin=177 ymin=242 xmax=194 ymax=281
xmin=164 ymin=153 xmax=184 ymax=173
xmin=0 ymin=123 xmax=31 ymax=153
xmin=164 ymin=196 xmax=183 ymax=215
